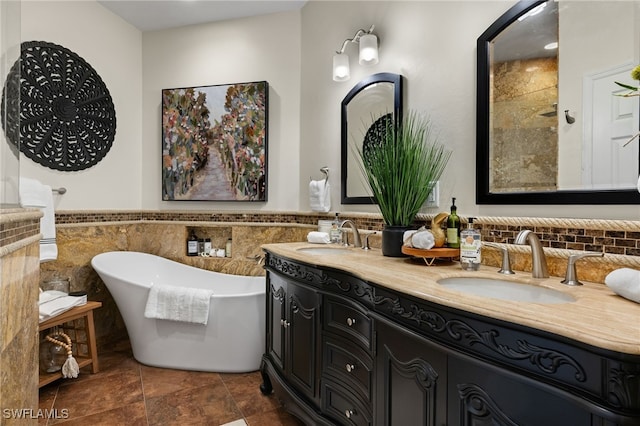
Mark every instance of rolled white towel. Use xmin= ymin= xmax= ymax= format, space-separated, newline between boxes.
xmin=403 ymin=230 xmax=418 ymax=247
xmin=307 ymin=231 xmax=330 ymax=244
xmin=605 ymin=268 xmax=640 ymax=304
xmin=412 ymin=230 xmax=436 ymax=250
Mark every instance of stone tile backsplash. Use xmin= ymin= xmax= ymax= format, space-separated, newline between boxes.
xmin=481 ymin=224 xmax=640 ymax=256
xmin=52 ymin=210 xmax=640 ymax=257
xmin=3 ymin=208 xmax=640 ymax=357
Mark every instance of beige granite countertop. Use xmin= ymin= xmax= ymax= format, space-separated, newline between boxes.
xmin=263 ymin=242 xmax=640 ymax=356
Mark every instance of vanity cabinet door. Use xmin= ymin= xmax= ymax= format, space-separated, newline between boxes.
xmin=266 ymin=273 xmax=322 ymax=404
xmin=374 ymin=316 xmax=447 ymax=426
xmin=447 ymin=353 xmax=592 ymax=426
xmin=287 ymin=280 xmax=322 ymax=403
xmin=266 ymin=272 xmax=287 ymax=371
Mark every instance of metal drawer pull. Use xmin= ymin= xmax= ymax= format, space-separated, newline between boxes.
xmin=346 ymin=363 xmax=355 ymax=373
xmin=280 ymin=319 xmax=290 ymax=328
xmin=346 ymin=317 xmax=356 ymax=326
xmin=345 ymin=409 xmax=355 ymax=419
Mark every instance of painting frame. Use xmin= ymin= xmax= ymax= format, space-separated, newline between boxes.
xmin=161 ymin=81 xmax=268 ymax=201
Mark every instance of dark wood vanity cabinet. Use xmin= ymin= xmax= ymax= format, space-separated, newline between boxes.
xmin=374 ymin=316 xmax=447 ymax=426
xmin=264 ymin=271 xmax=322 ymax=407
xmin=260 ymin=251 xmax=640 ymax=426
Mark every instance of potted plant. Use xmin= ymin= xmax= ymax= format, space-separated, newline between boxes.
xmin=355 ymin=111 xmax=452 ymax=256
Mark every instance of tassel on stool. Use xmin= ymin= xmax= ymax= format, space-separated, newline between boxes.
xmin=46 ymin=332 xmax=80 ymax=379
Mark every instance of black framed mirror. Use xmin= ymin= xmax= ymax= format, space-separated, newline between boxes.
xmin=477 ymin=0 xmax=640 ymax=204
xmin=341 ymin=73 xmax=403 ymax=204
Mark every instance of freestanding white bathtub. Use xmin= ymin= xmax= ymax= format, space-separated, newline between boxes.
xmin=91 ymin=251 xmax=265 ymax=373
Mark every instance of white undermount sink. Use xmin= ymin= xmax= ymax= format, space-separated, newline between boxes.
xmin=437 ymin=277 xmax=576 ymax=304
xmin=296 ymin=246 xmax=352 ymax=255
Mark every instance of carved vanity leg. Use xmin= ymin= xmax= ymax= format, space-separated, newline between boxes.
xmin=259 ymin=358 xmax=273 ymax=395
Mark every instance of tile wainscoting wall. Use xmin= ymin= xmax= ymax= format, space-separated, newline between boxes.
xmin=46 ymin=211 xmax=640 ymax=343
xmin=2 ymin=208 xmax=639 ymax=424
xmin=0 ymin=209 xmax=42 ymax=425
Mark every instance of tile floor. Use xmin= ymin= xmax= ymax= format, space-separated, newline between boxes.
xmin=38 ymin=340 xmax=304 ymax=426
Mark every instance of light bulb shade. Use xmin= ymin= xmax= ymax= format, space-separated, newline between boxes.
xmin=333 ymin=52 xmax=350 ymax=82
xmin=359 ymin=33 xmax=378 ymax=65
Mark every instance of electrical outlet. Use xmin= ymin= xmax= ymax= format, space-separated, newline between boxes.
xmin=425 ymin=181 xmax=439 ymax=208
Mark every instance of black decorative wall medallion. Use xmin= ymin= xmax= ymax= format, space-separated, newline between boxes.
xmin=1 ymin=41 xmax=116 ymax=171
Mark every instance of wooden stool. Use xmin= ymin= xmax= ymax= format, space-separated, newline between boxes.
xmin=38 ymin=301 xmax=102 ymax=388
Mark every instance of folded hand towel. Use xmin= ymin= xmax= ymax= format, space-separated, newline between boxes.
xmin=38 ymin=290 xmax=67 ymax=305
xmin=39 ymin=292 xmax=87 ymax=322
xmin=412 ymin=230 xmax=436 ymax=250
xmin=144 ymin=284 xmax=215 ymax=325
xmin=605 ymin=268 xmax=640 ymax=304
xmin=19 ymin=178 xmax=58 ymax=262
xmin=310 ymin=179 xmax=331 ymax=212
xmin=307 ymin=231 xmax=330 ymax=244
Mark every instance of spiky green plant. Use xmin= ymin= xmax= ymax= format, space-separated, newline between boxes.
xmin=355 ymin=111 xmax=452 ymax=227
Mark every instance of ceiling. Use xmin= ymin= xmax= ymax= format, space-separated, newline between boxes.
xmin=97 ymin=0 xmax=308 ymax=32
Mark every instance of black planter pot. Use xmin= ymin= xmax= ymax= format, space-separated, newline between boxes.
xmin=381 ymin=226 xmax=409 ymax=257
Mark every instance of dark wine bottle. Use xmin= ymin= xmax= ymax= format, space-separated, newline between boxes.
xmin=446 ymin=197 xmax=461 ymax=248
xmin=187 ymin=230 xmax=199 ymax=256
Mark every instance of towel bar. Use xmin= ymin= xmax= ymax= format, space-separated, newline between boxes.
xmin=310 ymin=167 xmax=329 ymax=186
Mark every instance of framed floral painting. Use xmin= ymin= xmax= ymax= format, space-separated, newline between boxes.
xmin=161 ymin=81 xmax=268 ymax=201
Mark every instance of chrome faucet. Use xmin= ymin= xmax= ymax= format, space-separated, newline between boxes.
xmin=514 ymin=230 xmax=549 ymax=278
xmin=362 ymin=231 xmax=377 ymax=250
xmin=483 ymin=242 xmax=514 ymax=275
xmin=339 ymin=220 xmax=362 ymax=248
xmin=561 ymin=252 xmax=604 ymax=286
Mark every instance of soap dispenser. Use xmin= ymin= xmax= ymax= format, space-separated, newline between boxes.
xmin=460 ymin=217 xmax=481 ymax=271
xmin=330 ymin=213 xmax=342 ymax=244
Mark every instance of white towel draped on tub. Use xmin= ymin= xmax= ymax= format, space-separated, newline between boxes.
xmin=144 ymin=284 xmax=215 ymax=325
xmin=19 ymin=177 xmax=58 ymax=262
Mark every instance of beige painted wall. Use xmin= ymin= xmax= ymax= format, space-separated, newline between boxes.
xmin=20 ymin=0 xmax=143 ymax=210
xmin=16 ymin=1 xmax=640 ymax=220
xmin=141 ymin=10 xmax=302 ymax=211
xmin=299 ymin=0 xmax=513 ymax=217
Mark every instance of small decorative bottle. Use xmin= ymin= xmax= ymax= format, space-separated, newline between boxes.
xmin=204 ymin=238 xmax=212 ymax=256
xmin=187 ymin=230 xmax=199 ymax=257
xmin=460 ymin=218 xmax=481 ymax=271
xmin=225 ymin=238 xmax=232 ymax=258
xmin=447 ymin=198 xmax=461 ymax=248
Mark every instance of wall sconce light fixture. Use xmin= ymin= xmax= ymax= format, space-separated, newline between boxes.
xmin=332 ymin=25 xmax=379 ymax=82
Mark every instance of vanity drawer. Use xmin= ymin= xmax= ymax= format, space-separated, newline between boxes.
xmin=323 ymin=336 xmax=373 ymax=403
xmin=324 ymin=296 xmax=372 ymax=351
xmin=322 ymin=379 xmax=371 ymax=426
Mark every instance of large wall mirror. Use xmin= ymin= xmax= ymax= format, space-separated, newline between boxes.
xmin=341 ymin=73 xmax=403 ymax=204
xmin=477 ymin=0 xmax=640 ymax=204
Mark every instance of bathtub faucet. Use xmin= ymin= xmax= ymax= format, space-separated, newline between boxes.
xmin=247 ymin=254 xmax=265 ymax=266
